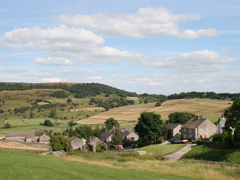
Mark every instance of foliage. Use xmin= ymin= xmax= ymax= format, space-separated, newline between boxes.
xmin=134 ymin=112 xmax=167 ymax=143
xmin=0 ymin=109 xmax=4 ymax=113
xmin=224 ymin=94 xmax=240 ymax=130
xmin=66 ymin=98 xmax=72 ymax=103
xmin=211 ymin=133 xmax=222 ymax=142
xmin=104 ymin=118 xmax=120 ymax=131
xmin=234 ymin=122 xmax=240 ymax=142
xmin=96 ymin=143 xmax=107 ymax=152
xmin=43 ymin=119 xmax=54 ymax=127
xmin=68 ymin=120 xmax=77 ymax=128
xmin=14 ymin=107 xmax=28 ymax=114
xmin=111 ymin=128 xmax=122 ymax=145
xmin=49 ymin=134 xmax=69 ymax=151
xmin=222 ymin=131 xmax=234 ymax=148
xmin=29 ymin=111 xmax=34 ymax=119
xmin=167 ymin=112 xmax=197 ymax=124
xmin=4 ymin=122 xmax=11 ymax=128
xmin=51 ymin=91 xmax=69 ymax=98
xmin=155 ymin=102 xmax=161 ymax=107
xmin=49 ymin=109 xmax=57 ymax=118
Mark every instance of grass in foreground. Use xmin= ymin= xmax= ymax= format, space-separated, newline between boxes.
xmin=0 ymin=148 xmax=193 ymax=180
xmin=134 ymin=143 xmax=187 ymax=156
xmin=183 ymin=145 xmax=240 ymax=165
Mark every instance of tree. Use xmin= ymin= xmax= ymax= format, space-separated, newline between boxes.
xmin=104 ymin=118 xmax=119 ymax=131
xmin=4 ymin=122 xmax=11 ymax=128
xmin=111 ymin=128 xmax=122 ymax=145
xmin=0 ymin=109 xmax=4 ymax=113
xmin=67 ymin=98 xmax=72 ymax=104
xmin=43 ymin=119 xmax=53 ymax=127
xmin=49 ymin=134 xmax=69 ymax=151
xmin=134 ymin=112 xmax=167 ymax=143
xmin=224 ymin=94 xmax=240 ymax=130
xmin=155 ymin=102 xmax=161 ymax=107
xmin=68 ymin=120 xmax=77 ymax=128
xmin=29 ymin=111 xmax=34 ymax=119
xmin=49 ymin=109 xmax=57 ymax=118
xmin=168 ymin=112 xmax=197 ymax=124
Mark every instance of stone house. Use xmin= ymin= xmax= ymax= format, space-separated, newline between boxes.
xmin=166 ymin=123 xmax=182 ymax=138
xmin=100 ymin=127 xmax=139 ymax=143
xmin=87 ymin=137 xmax=106 ymax=152
xmin=5 ymin=131 xmax=35 ymax=143
xmin=68 ymin=136 xmax=86 ymax=150
xmin=35 ymin=130 xmax=50 ymax=143
xmin=181 ymin=116 xmax=217 ymax=139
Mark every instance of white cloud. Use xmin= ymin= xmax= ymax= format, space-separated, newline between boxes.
xmin=84 ymin=76 xmax=103 ymax=81
xmin=0 ymin=26 xmax=104 ymax=51
xmin=57 ymin=7 xmax=215 ymax=38
xmin=35 ymin=57 xmax=73 ymax=65
xmin=140 ymin=50 xmax=235 ymax=73
xmin=2 ymin=69 xmax=28 ymax=73
xmin=178 ymin=28 xmax=217 ymax=39
xmin=40 ymin=78 xmax=62 ymax=82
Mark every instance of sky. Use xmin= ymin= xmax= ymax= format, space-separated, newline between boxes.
xmin=0 ymin=0 xmax=240 ymax=95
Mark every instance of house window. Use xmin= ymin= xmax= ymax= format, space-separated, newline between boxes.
xmin=131 ymin=137 xmax=135 ymax=140
xmin=183 ymin=129 xmax=186 ymax=132
xmin=205 ymin=129 xmax=208 ymax=132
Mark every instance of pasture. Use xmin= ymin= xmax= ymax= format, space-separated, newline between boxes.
xmin=77 ymin=98 xmax=232 ymax=127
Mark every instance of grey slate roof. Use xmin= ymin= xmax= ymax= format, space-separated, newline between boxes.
xmin=5 ymin=131 xmax=35 ymax=139
xmin=181 ymin=117 xmax=207 ymax=129
xmin=166 ymin=123 xmax=180 ymax=130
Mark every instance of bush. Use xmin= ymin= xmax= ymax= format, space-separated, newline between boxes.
xmin=43 ymin=119 xmax=54 ymax=127
xmin=96 ymin=143 xmax=107 ymax=152
xmin=212 ymin=133 xmax=223 ymax=142
xmin=50 ymin=135 xmax=69 ymax=151
xmin=0 ymin=109 xmax=4 ymax=113
xmin=4 ymin=122 xmax=11 ymax=128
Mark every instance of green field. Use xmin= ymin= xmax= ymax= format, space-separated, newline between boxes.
xmin=183 ymin=145 xmax=240 ymax=165
xmin=0 ymin=148 xmax=195 ymax=180
xmin=134 ymin=144 xmax=187 ymax=156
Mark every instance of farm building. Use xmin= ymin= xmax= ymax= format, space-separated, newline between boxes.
xmin=35 ymin=129 xmax=50 ymax=143
xmin=166 ymin=123 xmax=182 ymax=138
xmin=5 ymin=131 xmax=35 ymax=143
xmin=181 ymin=116 xmax=217 ymax=139
xmin=68 ymin=136 xmax=86 ymax=150
xmin=87 ymin=137 xmax=106 ymax=152
xmin=100 ymin=127 xmax=139 ymax=143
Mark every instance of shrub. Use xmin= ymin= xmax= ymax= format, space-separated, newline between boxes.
xmin=43 ymin=119 xmax=54 ymax=127
xmin=4 ymin=122 xmax=11 ymax=128
xmin=49 ymin=135 xmax=69 ymax=151
xmin=0 ymin=109 xmax=4 ymax=113
xmin=212 ymin=133 xmax=222 ymax=142
xmin=96 ymin=143 xmax=107 ymax=152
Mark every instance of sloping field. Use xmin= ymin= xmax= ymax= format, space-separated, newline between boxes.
xmin=77 ymin=98 xmax=232 ymax=126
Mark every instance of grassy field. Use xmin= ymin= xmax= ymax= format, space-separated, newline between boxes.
xmin=134 ymin=144 xmax=187 ymax=156
xmin=0 ymin=148 xmax=197 ymax=180
xmin=77 ymin=98 xmax=232 ymax=127
xmin=183 ymin=145 xmax=240 ymax=165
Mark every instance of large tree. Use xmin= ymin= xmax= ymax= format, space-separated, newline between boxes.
xmin=168 ymin=112 xmax=197 ymax=124
xmin=224 ymin=94 xmax=240 ymax=130
xmin=104 ymin=118 xmax=119 ymax=131
xmin=134 ymin=112 xmax=167 ymax=143
xmin=111 ymin=128 xmax=122 ymax=145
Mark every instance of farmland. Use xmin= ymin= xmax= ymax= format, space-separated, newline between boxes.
xmin=77 ymin=98 xmax=232 ymax=127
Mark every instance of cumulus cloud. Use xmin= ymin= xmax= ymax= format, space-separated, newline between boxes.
xmin=84 ymin=76 xmax=103 ymax=80
xmin=57 ymin=7 xmax=215 ymax=38
xmin=35 ymin=57 xmax=73 ymax=65
xmin=140 ymin=50 xmax=235 ymax=73
xmin=40 ymin=78 xmax=62 ymax=82
xmin=178 ymin=28 xmax=217 ymax=39
xmin=0 ymin=26 xmax=104 ymax=51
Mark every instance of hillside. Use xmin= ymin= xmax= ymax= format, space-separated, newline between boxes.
xmin=77 ymin=98 xmax=232 ymax=127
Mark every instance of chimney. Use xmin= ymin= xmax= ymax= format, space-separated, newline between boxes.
xmin=197 ymin=115 xmax=202 ymax=120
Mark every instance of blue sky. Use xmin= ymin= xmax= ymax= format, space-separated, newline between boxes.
xmin=0 ymin=0 xmax=239 ymax=95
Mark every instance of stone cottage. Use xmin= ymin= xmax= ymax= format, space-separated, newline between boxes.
xmin=181 ymin=116 xmax=217 ymax=139
xmin=35 ymin=130 xmax=50 ymax=143
xmin=68 ymin=136 xmax=86 ymax=150
xmin=166 ymin=123 xmax=182 ymax=138
xmin=87 ymin=136 xmax=106 ymax=152
xmin=5 ymin=131 xmax=35 ymax=143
